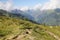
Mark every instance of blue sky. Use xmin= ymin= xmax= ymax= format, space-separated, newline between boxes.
xmin=13 ymin=0 xmax=49 ymax=7
xmin=0 ymin=0 xmax=7 ymax=2
xmin=0 ymin=0 xmax=60 ymax=10
xmin=0 ymin=0 xmax=49 ymax=7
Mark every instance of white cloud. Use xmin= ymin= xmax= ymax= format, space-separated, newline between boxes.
xmin=41 ymin=0 xmax=60 ymax=10
xmin=0 ymin=0 xmax=60 ymax=11
xmin=19 ymin=0 xmax=60 ymax=11
xmin=32 ymin=3 xmax=42 ymax=10
xmin=0 ymin=2 xmax=5 ymax=9
xmin=20 ymin=6 xmax=29 ymax=11
xmin=19 ymin=4 xmax=42 ymax=11
xmin=5 ymin=1 xmax=13 ymax=10
xmin=0 ymin=0 xmax=13 ymax=11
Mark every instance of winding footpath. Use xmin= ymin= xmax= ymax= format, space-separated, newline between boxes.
xmin=8 ymin=29 xmax=60 ymax=40
xmin=46 ymin=31 xmax=60 ymax=40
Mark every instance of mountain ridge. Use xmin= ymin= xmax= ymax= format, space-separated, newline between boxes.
xmin=0 ymin=8 xmax=60 ymax=26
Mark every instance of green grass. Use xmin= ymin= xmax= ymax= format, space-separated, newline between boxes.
xmin=0 ymin=16 xmax=58 ymax=40
xmin=44 ymin=26 xmax=60 ymax=37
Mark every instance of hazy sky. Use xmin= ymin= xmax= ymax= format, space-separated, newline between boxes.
xmin=13 ymin=0 xmax=49 ymax=7
xmin=0 ymin=0 xmax=49 ymax=7
xmin=0 ymin=0 xmax=60 ymax=11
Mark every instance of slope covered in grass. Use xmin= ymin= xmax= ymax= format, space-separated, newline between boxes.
xmin=0 ymin=16 xmax=58 ymax=40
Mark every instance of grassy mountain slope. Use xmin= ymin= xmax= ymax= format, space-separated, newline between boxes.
xmin=0 ymin=16 xmax=58 ymax=40
xmin=0 ymin=9 xmax=60 ymax=40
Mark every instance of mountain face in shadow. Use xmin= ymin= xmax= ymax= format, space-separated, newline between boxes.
xmin=0 ymin=9 xmax=34 ymax=21
xmin=11 ymin=9 xmax=34 ymax=20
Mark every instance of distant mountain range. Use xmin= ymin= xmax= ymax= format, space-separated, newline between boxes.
xmin=0 ymin=9 xmax=34 ymax=21
xmin=0 ymin=8 xmax=60 ymax=26
xmin=36 ymin=8 xmax=60 ymax=26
